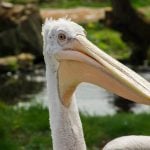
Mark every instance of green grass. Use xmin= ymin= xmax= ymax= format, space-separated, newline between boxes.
xmin=40 ymin=0 xmax=110 ymax=9
xmin=83 ymin=113 xmax=150 ymax=149
xmin=5 ymin=0 xmax=110 ymax=8
xmin=5 ymin=0 xmax=150 ymax=8
xmin=132 ymin=0 xmax=150 ymax=7
xmin=83 ymin=22 xmax=131 ymax=60
xmin=0 ymin=102 xmax=51 ymax=150
xmin=0 ymin=102 xmax=150 ymax=150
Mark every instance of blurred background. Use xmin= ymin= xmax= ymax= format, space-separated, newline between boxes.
xmin=0 ymin=0 xmax=150 ymax=149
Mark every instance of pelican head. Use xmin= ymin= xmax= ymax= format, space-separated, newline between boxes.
xmin=42 ymin=18 xmax=150 ymax=107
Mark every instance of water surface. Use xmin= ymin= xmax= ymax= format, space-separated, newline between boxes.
xmin=1 ymin=67 xmax=150 ymax=116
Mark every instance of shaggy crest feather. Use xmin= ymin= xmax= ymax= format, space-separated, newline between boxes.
xmin=42 ymin=17 xmax=85 ymax=37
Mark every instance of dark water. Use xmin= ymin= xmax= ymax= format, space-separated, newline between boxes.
xmin=0 ymin=66 xmax=150 ymax=115
xmin=0 ymin=65 xmax=45 ymax=104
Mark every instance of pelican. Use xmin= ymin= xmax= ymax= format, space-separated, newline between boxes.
xmin=42 ymin=18 xmax=150 ymax=150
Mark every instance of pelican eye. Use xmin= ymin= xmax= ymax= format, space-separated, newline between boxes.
xmin=58 ymin=33 xmax=66 ymax=41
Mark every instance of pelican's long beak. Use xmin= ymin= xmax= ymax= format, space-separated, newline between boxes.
xmin=55 ymin=35 xmax=150 ymax=107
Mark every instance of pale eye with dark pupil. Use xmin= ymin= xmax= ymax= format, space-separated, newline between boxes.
xmin=58 ymin=33 xmax=66 ymax=41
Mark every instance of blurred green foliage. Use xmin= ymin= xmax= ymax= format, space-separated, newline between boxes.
xmin=131 ymin=0 xmax=150 ymax=7
xmin=5 ymin=0 xmax=150 ymax=8
xmin=83 ymin=22 xmax=131 ymax=59
xmin=83 ymin=113 xmax=150 ymax=149
xmin=5 ymin=0 xmax=110 ymax=8
xmin=0 ymin=103 xmax=51 ymax=150
xmin=0 ymin=102 xmax=150 ymax=150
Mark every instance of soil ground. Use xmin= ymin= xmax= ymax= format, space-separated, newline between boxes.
xmin=40 ymin=7 xmax=111 ymax=23
xmin=40 ymin=6 xmax=150 ymax=23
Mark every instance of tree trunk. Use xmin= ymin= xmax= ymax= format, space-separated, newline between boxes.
xmin=105 ymin=0 xmax=150 ymax=65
